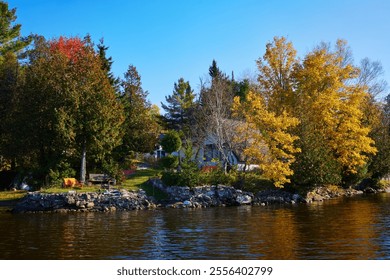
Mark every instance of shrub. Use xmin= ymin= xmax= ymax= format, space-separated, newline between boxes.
xmin=377 ymin=178 xmax=390 ymax=190
xmin=159 ymin=155 xmax=179 ymax=170
xmin=160 ymin=130 xmax=182 ymax=153
xmin=199 ymin=167 xmax=236 ymax=186
xmin=102 ymin=160 xmax=125 ymax=184
xmin=178 ymin=167 xmax=201 ymax=188
xmin=342 ymin=164 xmax=368 ymax=188
xmin=47 ymin=161 xmax=76 ymax=187
xmin=233 ymin=171 xmax=273 ymax=192
xmin=161 ymin=171 xmax=180 ymax=186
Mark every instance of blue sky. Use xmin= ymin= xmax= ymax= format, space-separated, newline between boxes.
xmin=7 ymin=0 xmax=390 ymax=108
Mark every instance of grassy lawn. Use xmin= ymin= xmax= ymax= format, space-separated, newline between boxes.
xmin=121 ymin=168 xmax=168 ymax=200
xmin=121 ymin=168 xmax=160 ymax=189
xmin=0 ymin=190 xmax=28 ymax=209
xmin=42 ymin=185 xmax=101 ymax=194
xmin=0 ymin=168 xmax=166 ymax=205
xmin=0 ymin=190 xmax=27 ymax=201
xmin=39 ymin=167 xmax=167 ymax=200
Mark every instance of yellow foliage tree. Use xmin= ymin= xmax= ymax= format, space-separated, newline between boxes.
xmin=232 ymin=92 xmax=300 ymax=187
xmin=256 ymin=36 xmax=298 ymax=115
xmin=249 ymin=37 xmax=377 ymax=187
xmin=294 ymin=40 xmax=377 ymax=176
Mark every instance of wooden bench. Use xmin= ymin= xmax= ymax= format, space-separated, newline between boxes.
xmin=88 ymin=174 xmax=116 ymax=188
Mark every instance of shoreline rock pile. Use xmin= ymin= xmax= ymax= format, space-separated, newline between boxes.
xmin=12 ymin=189 xmax=155 ymax=213
xmin=148 ymin=179 xmax=303 ymax=208
xmin=12 ymin=178 xmax=389 ymax=213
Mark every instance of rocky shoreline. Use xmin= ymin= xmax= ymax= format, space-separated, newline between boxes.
xmin=11 ymin=178 xmax=390 ymax=213
xmin=12 ymin=189 xmax=156 ymax=213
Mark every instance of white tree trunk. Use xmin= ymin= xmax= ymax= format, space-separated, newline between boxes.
xmin=80 ymin=141 xmax=87 ymax=184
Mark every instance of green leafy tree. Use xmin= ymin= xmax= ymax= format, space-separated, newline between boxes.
xmin=367 ymin=94 xmax=390 ymax=182
xmin=159 ymin=155 xmax=179 ymax=170
xmin=16 ymin=36 xmax=124 ymax=184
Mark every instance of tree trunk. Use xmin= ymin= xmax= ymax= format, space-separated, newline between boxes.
xmin=80 ymin=141 xmax=87 ymax=184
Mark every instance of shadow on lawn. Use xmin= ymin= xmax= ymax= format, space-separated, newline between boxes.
xmin=123 ymin=168 xmax=168 ymax=200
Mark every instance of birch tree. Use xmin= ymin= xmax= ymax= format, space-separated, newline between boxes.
xmin=198 ymin=61 xmax=236 ymax=172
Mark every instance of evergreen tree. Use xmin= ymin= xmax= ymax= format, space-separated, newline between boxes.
xmin=0 ymin=1 xmax=32 ymax=62
xmin=118 ymin=65 xmax=160 ymax=158
xmin=208 ymin=59 xmax=227 ymax=81
xmin=0 ymin=52 xmax=21 ymax=170
xmin=0 ymin=1 xmax=31 ymax=169
xmin=208 ymin=59 xmax=219 ymax=79
xmin=233 ymin=78 xmax=251 ymax=101
xmin=161 ymin=78 xmax=196 ymax=134
xmin=97 ymin=38 xmax=120 ymax=90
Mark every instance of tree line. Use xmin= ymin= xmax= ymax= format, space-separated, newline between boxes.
xmin=161 ymin=38 xmax=390 ymax=189
xmin=1 ymin=1 xmax=389 ymax=190
xmin=0 ymin=1 xmax=160 ymax=186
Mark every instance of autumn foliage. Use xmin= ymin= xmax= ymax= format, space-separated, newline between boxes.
xmin=49 ymin=36 xmax=85 ymax=62
xmin=0 ymin=0 xmax=388 ymax=192
xmin=233 ymin=37 xmax=378 ymax=188
xmin=233 ymin=92 xmax=300 ymax=187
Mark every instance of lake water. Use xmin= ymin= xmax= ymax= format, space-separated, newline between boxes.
xmin=1 ymin=193 xmax=389 ymax=260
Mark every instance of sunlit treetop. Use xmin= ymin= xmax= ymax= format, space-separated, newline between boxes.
xmin=49 ymin=36 xmax=86 ymax=62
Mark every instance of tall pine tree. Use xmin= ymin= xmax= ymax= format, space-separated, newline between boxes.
xmin=161 ymin=77 xmax=196 ymax=134
xmin=97 ymin=38 xmax=120 ymax=91
xmin=0 ymin=1 xmax=31 ymax=170
xmin=0 ymin=1 xmax=32 ymax=62
xmin=118 ymin=65 xmax=160 ymax=160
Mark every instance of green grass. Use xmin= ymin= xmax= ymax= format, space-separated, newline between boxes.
xmin=121 ymin=169 xmax=160 ymax=189
xmin=41 ymin=185 xmax=101 ymax=194
xmin=121 ymin=168 xmax=168 ymax=200
xmin=0 ymin=190 xmax=27 ymax=210
xmin=40 ymin=168 xmax=168 ymax=200
xmin=0 ymin=190 xmax=27 ymax=201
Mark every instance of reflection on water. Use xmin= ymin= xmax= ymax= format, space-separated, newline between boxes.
xmin=0 ymin=193 xmax=389 ymax=259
